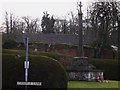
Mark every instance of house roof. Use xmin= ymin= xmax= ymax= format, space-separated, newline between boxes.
xmin=15 ymin=33 xmax=96 ymax=45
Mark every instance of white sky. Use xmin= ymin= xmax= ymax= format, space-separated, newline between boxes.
xmin=0 ymin=0 xmax=95 ymax=25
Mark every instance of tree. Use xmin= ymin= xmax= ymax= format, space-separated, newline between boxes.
xmin=5 ymin=12 xmax=9 ymax=34
xmin=68 ymin=12 xmax=79 ymax=35
xmin=41 ymin=12 xmax=55 ymax=33
xmin=22 ymin=16 xmax=39 ymax=34
xmin=54 ymin=18 xmax=62 ymax=33
xmin=54 ymin=12 xmax=79 ymax=34
xmin=54 ymin=18 xmax=68 ymax=34
xmin=2 ymin=12 xmax=23 ymax=35
xmin=88 ymin=1 xmax=120 ymax=58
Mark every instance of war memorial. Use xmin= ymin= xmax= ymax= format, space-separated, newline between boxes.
xmin=2 ymin=1 xmax=119 ymax=90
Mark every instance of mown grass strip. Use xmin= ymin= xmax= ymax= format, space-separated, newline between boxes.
xmin=68 ymin=81 xmax=119 ymax=88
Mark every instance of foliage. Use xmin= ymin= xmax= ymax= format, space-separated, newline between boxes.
xmin=22 ymin=16 xmax=39 ymax=34
xmin=88 ymin=1 xmax=120 ymax=58
xmin=2 ymin=53 xmax=68 ymax=89
xmin=2 ymin=12 xmax=40 ymax=35
xmin=2 ymin=39 xmax=17 ymax=49
xmin=29 ymin=51 xmax=62 ymax=60
xmin=2 ymin=49 xmax=62 ymax=60
xmin=41 ymin=12 xmax=55 ymax=33
xmin=88 ymin=59 xmax=119 ymax=80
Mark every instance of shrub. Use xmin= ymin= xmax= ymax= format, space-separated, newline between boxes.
xmin=2 ymin=49 xmax=25 ymax=54
xmin=2 ymin=49 xmax=62 ymax=60
xmin=2 ymin=53 xmax=68 ymax=89
xmin=88 ymin=59 xmax=119 ymax=80
xmin=2 ymin=39 xmax=17 ymax=49
xmin=29 ymin=51 xmax=61 ymax=60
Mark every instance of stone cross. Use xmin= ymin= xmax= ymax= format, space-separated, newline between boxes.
xmin=78 ymin=2 xmax=82 ymax=14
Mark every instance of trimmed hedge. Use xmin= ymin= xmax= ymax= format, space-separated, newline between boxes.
xmin=2 ymin=53 xmax=68 ymax=89
xmin=2 ymin=49 xmax=62 ymax=60
xmin=88 ymin=59 xmax=119 ymax=81
xmin=2 ymin=39 xmax=17 ymax=49
xmin=29 ymin=51 xmax=61 ymax=60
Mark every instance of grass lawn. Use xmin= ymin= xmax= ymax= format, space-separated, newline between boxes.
xmin=68 ymin=80 xmax=119 ymax=89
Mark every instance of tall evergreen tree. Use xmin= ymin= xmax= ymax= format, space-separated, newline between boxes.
xmin=41 ymin=12 xmax=55 ymax=33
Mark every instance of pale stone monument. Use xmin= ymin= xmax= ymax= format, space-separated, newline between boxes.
xmin=66 ymin=2 xmax=104 ymax=81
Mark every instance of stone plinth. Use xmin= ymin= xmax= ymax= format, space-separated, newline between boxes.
xmin=66 ymin=57 xmax=104 ymax=81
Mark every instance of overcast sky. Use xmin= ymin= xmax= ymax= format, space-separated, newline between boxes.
xmin=0 ymin=0 xmax=95 ymax=25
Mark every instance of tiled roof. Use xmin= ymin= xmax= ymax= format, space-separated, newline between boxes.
xmin=16 ymin=33 xmax=96 ymax=45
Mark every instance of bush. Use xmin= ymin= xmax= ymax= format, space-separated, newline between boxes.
xmin=2 ymin=53 xmax=68 ymax=89
xmin=2 ymin=39 xmax=17 ymax=49
xmin=88 ymin=59 xmax=119 ymax=80
xmin=2 ymin=49 xmax=25 ymax=54
xmin=2 ymin=49 xmax=62 ymax=60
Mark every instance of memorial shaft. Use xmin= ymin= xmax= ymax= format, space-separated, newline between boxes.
xmin=78 ymin=2 xmax=84 ymax=57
